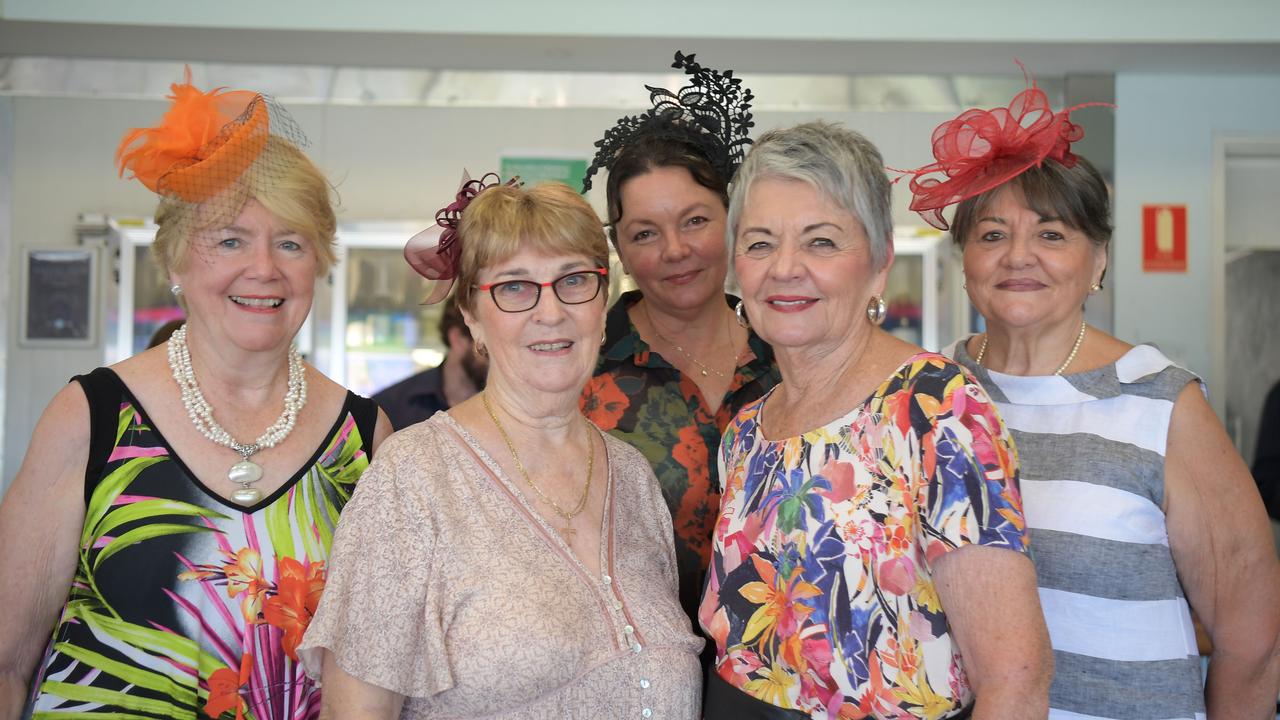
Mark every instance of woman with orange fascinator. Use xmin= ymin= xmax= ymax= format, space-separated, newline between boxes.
xmin=898 ymin=65 xmax=1280 ymax=719
xmin=0 ymin=70 xmax=391 ymax=719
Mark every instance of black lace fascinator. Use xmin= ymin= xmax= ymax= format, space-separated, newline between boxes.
xmin=582 ymin=51 xmax=754 ymax=193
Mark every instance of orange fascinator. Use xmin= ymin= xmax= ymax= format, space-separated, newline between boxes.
xmin=116 ymin=68 xmax=280 ymax=204
xmin=114 ymin=68 xmax=309 ymax=252
xmin=116 ymin=70 xmax=264 ymax=202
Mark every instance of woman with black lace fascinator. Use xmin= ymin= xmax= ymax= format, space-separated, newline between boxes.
xmin=580 ymin=51 xmax=781 ymax=662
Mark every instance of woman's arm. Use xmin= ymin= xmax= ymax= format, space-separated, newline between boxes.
xmin=918 ymin=364 xmax=1052 ymax=718
xmin=299 ymin=428 xmax=453 ymax=713
xmin=371 ymin=408 xmax=394 ymax=453
xmin=0 ymin=383 xmax=92 ymax=719
xmin=319 ymin=651 xmax=405 ymax=720
xmin=1165 ymin=383 xmax=1280 ymax=719
xmin=933 ymin=546 xmax=1053 ymax=720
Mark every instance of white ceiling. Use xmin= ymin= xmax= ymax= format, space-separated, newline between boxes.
xmin=1 ymin=20 xmax=1278 ymax=78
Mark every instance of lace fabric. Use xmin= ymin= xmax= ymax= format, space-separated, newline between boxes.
xmin=582 ymin=51 xmax=754 ymax=193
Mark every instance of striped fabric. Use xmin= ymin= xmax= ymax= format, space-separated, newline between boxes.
xmin=946 ymin=341 xmax=1206 ymax=720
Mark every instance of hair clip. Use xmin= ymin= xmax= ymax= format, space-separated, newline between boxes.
xmin=405 ymin=171 xmax=520 ymax=304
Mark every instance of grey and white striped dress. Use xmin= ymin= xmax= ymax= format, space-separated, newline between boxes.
xmin=947 ymin=340 xmax=1205 ymax=720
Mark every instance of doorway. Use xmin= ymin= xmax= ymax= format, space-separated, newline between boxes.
xmin=1216 ymin=137 xmax=1280 ymax=554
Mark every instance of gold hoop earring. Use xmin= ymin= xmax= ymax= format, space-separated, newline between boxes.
xmin=734 ymin=300 xmax=750 ymax=329
xmin=866 ymin=295 xmax=887 ymax=326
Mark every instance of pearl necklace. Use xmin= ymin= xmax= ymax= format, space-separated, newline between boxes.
xmin=975 ymin=320 xmax=1088 ymax=376
xmin=167 ymin=324 xmax=307 ymax=506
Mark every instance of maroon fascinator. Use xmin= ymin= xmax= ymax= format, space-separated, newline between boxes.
xmin=895 ymin=62 xmax=1113 ymax=230
xmin=405 ymin=171 xmax=520 ymax=304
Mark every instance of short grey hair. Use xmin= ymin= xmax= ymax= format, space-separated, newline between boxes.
xmin=727 ymin=121 xmax=893 ymax=269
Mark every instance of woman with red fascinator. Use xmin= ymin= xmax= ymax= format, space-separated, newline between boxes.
xmin=899 ymin=66 xmax=1280 ymax=719
xmin=0 ymin=72 xmax=392 ymax=718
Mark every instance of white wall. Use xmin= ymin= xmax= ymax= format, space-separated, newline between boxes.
xmin=1113 ymin=73 xmax=1280 ymax=412
xmin=1 ymin=94 xmax=954 ymax=485
xmin=0 ymin=97 xmax=12 ymax=473
xmin=7 ymin=0 xmax=1280 ymax=42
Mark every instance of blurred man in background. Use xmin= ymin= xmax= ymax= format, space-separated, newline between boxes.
xmin=373 ymin=295 xmax=486 ymax=429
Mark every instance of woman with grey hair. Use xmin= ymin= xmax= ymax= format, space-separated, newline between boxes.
xmin=698 ymin=121 xmax=1052 ymax=719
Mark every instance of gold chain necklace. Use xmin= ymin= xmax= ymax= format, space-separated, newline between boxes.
xmin=975 ymin=320 xmax=1088 ymax=376
xmin=643 ymin=305 xmax=733 ymax=379
xmin=482 ymin=391 xmax=594 ymax=538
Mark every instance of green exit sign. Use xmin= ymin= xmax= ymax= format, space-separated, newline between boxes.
xmin=500 ymin=155 xmax=589 ymax=193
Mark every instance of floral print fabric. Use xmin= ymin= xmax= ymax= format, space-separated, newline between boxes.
xmin=29 ymin=368 xmax=375 ymax=719
xmin=581 ymin=291 xmax=779 ymax=626
xmin=699 ymin=354 xmax=1028 ymax=719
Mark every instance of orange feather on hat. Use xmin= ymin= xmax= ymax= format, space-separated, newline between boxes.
xmin=115 ymin=67 xmax=264 ymax=202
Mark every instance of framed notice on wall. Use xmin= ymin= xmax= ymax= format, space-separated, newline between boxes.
xmin=20 ymin=247 xmax=98 ymax=347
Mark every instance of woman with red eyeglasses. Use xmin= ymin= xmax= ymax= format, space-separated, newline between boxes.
xmin=299 ymin=178 xmax=703 ymax=718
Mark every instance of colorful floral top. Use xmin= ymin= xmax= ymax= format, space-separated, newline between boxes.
xmin=28 ymin=367 xmax=377 ymax=720
xmin=581 ymin=291 xmax=780 ymax=626
xmin=699 ymin=354 xmax=1029 ymax=719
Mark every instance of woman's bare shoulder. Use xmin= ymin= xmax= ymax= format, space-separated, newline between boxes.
xmin=107 ymin=345 xmax=169 ymax=389
xmin=1082 ymin=328 xmax=1134 ymax=369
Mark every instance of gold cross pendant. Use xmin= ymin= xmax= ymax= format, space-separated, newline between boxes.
xmin=561 ymin=523 xmax=576 ymax=539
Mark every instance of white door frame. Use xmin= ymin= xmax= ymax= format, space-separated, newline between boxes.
xmin=0 ymin=98 xmax=12 ymax=483
xmin=1211 ymin=134 xmax=1280 ymax=419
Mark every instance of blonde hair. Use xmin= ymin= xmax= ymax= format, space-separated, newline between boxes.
xmin=152 ymin=136 xmax=338 ymax=277
xmin=455 ymin=182 xmax=609 ymax=311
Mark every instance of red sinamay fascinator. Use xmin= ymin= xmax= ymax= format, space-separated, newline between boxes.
xmin=894 ymin=62 xmax=1114 ymax=231
xmin=405 ymin=172 xmax=521 ymax=304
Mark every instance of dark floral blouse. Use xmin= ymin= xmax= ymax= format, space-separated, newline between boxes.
xmin=581 ymin=290 xmax=780 ymax=627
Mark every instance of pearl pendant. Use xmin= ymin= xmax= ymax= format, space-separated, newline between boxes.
xmin=228 ymin=460 xmax=264 ymax=485
xmin=231 ymin=486 xmax=263 ymax=505
xmin=228 ymin=460 xmax=264 ymax=506
xmin=700 ymin=369 xmax=708 ymax=376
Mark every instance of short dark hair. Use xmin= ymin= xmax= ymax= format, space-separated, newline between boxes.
xmin=951 ymin=156 xmax=1113 ymax=252
xmin=438 ymin=294 xmax=470 ymax=348
xmin=604 ymin=135 xmax=729 ymax=244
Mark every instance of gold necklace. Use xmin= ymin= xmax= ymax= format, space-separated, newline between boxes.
xmin=975 ymin=320 xmax=1088 ymax=376
xmin=643 ymin=305 xmax=733 ymax=379
xmin=482 ymin=391 xmax=594 ymax=538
